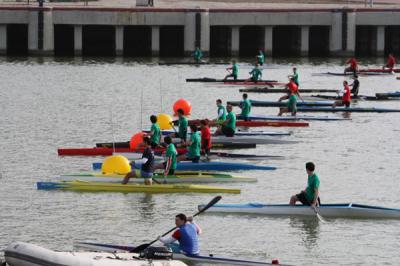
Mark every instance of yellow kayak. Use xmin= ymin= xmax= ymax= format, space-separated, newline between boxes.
xmin=37 ymin=180 xmax=240 ymax=194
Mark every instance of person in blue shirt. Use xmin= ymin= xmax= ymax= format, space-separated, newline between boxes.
xmin=158 ymin=213 xmax=202 ymax=255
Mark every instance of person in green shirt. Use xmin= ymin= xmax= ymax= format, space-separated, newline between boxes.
xmin=256 ymin=50 xmax=265 ymax=66
xmin=193 ymin=47 xmax=203 ymax=63
xmin=216 ymin=104 xmax=236 ymax=137
xmin=239 ymin=93 xmax=251 ymax=121
xmin=169 ymin=109 xmax=188 ymax=142
xmin=162 ymin=136 xmax=177 ymax=176
xmin=288 ymin=67 xmax=299 ymax=87
xmin=223 ymin=60 xmax=239 ymax=81
xmin=278 ymin=90 xmax=297 ymax=116
xmin=147 ymin=115 xmax=161 ymax=148
xmin=215 ymin=99 xmax=227 ymax=122
xmin=178 ymin=125 xmax=200 ymax=163
xmin=248 ymin=64 xmax=262 ymax=82
xmin=290 ymin=162 xmax=321 ymax=209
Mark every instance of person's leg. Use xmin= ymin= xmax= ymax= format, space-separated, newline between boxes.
xmin=144 ymin=178 xmax=152 ymax=185
xmin=289 ymin=195 xmax=298 ymax=205
xmin=122 ymin=170 xmax=137 ymax=184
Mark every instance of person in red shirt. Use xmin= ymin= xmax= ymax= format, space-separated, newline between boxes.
xmin=383 ymin=54 xmax=396 ymax=71
xmin=278 ymin=77 xmax=303 ymax=102
xmin=333 ymin=81 xmax=351 ymax=108
xmin=200 ymin=120 xmax=212 ymax=161
xmin=344 ymin=58 xmax=358 ymax=75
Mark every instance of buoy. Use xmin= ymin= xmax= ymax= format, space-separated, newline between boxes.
xmin=130 ymin=132 xmax=145 ymax=150
xmin=101 ymin=155 xmax=131 ymax=174
xmin=157 ymin=113 xmax=173 ymax=130
xmin=173 ymin=98 xmax=192 ymax=116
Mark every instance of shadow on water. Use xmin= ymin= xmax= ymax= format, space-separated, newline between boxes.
xmin=289 ymin=217 xmax=321 ymax=250
xmin=125 ymin=193 xmax=156 ymax=220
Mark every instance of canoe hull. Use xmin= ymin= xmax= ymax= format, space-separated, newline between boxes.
xmin=237 ymin=114 xmax=349 ymax=121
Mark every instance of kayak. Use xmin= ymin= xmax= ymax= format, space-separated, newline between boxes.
xmin=237 ymin=114 xmax=349 ymax=121
xmin=146 ymin=129 xmax=292 ymax=137
xmin=221 ymin=81 xmax=286 ymax=87
xmin=186 ymin=77 xmax=278 ymax=83
xmin=239 ymin=88 xmax=338 ymax=93
xmin=5 ymin=242 xmax=186 ymax=266
xmin=37 ymin=181 xmax=240 ymax=194
xmin=358 ymin=68 xmax=400 ymax=73
xmin=186 ymin=119 xmax=309 ymax=127
xmin=59 ymin=172 xmax=257 ymax=183
xmin=309 ymin=94 xmax=400 ymax=101
xmin=323 ymin=72 xmax=392 ymax=76
xmin=118 ymin=152 xmax=284 ymax=160
xmin=92 ymin=161 xmax=277 ymax=171
xmin=375 ymin=91 xmax=400 ymax=98
xmin=228 ymin=100 xmax=334 ymax=107
xmin=199 ymin=203 xmax=400 ymax=219
xmin=96 ymin=141 xmax=256 ymax=149
xmin=75 ymin=242 xmax=287 ymax=266
xmin=296 ymin=106 xmax=400 ymax=113
xmin=208 ymin=136 xmax=297 ymax=145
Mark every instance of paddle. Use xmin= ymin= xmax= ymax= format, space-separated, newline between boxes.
xmin=129 ymin=195 xmax=222 ymax=253
xmin=312 ymin=207 xmax=326 ymax=223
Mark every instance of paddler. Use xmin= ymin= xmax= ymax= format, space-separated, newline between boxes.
xmin=169 ymin=109 xmax=188 ymax=143
xmin=248 ymin=63 xmax=262 ymax=82
xmin=193 ymin=47 xmax=203 ymax=63
xmin=239 ymin=93 xmax=252 ymax=121
xmin=158 ymin=213 xmax=202 ymax=255
xmin=349 ymin=75 xmax=360 ymax=97
xmin=333 ymin=80 xmax=351 ymax=108
xmin=256 ymin=50 xmax=265 ymax=66
xmin=178 ymin=124 xmax=201 ymax=163
xmin=344 ymin=57 xmax=358 ymax=75
xmin=290 ymin=162 xmax=321 ymax=209
xmin=278 ymin=77 xmax=303 ymax=102
xmin=215 ymin=104 xmax=236 ymax=137
xmin=223 ymin=60 xmax=239 ymax=81
xmin=383 ymin=53 xmax=396 ymax=71
xmin=278 ymin=90 xmax=297 ymax=116
xmin=215 ymin=99 xmax=227 ymax=122
xmin=122 ymin=136 xmax=155 ymax=185
xmin=146 ymin=115 xmax=161 ymax=148
xmin=200 ymin=120 xmax=212 ymax=161
xmin=288 ymin=67 xmax=299 ymax=87
xmin=154 ymin=136 xmax=177 ymax=177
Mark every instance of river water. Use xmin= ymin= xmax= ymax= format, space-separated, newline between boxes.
xmin=0 ymin=56 xmax=399 ymax=265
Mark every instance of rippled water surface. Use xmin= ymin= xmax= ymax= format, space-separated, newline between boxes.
xmin=0 ymin=57 xmax=399 ymax=265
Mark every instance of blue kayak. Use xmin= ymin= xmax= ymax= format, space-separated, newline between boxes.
xmin=237 ymin=114 xmax=349 ymax=121
xmin=297 ymin=106 xmax=400 ymax=113
xmin=93 ymin=161 xmax=276 ymax=171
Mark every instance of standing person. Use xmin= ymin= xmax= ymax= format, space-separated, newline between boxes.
xmin=169 ymin=109 xmax=188 ymax=143
xmin=333 ymin=81 xmax=351 ymax=108
xmin=248 ymin=63 xmax=262 ymax=82
xmin=147 ymin=115 xmax=161 ymax=148
xmin=193 ymin=47 xmax=203 ymax=63
xmin=289 ymin=162 xmax=321 ymax=209
xmin=158 ymin=213 xmax=202 ymax=255
xmin=344 ymin=57 xmax=358 ymax=75
xmin=349 ymin=75 xmax=360 ymax=97
xmin=278 ymin=90 xmax=297 ymax=117
xmin=289 ymin=67 xmax=299 ymax=87
xmin=200 ymin=120 xmax=212 ymax=161
xmin=162 ymin=136 xmax=177 ymax=177
xmin=383 ymin=53 xmax=396 ymax=71
xmin=215 ymin=99 xmax=227 ymax=122
xmin=122 ymin=137 xmax=154 ymax=185
xmin=239 ymin=93 xmax=252 ymax=121
xmin=224 ymin=61 xmax=239 ymax=81
xmin=215 ymin=104 xmax=236 ymax=137
xmin=256 ymin=50 xmax=265 ymax=66
xmin=178 ymin=125 xmax=201 ymax=163
xmin=278 ymin=77 xmax=303 ymax=102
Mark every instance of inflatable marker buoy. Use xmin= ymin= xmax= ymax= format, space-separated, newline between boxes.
xmin=157 ymin=113 xmax=173 ymax=130
xmin=101 ymin=155 xmax=131 ymax=175
xmin=173 ymin=98 xmax=191 ymax=116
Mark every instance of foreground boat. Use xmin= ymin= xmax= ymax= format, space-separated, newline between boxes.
xmin=75 ymin=242 xmax=287 ymax=266
xmin=237 ymin=114 xmax=349 ymax=121
xmin=186 ymin=119 xmax=309 ymax=127
xmin=59 ymin=171 xmax=257 ymax=183
xmin=239 ymin=88 xmax=338 ymax=93
xmin=92 ymin=161 xmax=277 ymax=171
xmin=37 ymin=181 xmax=240 ymax=194
xmin=198 ymin=203 xmax=400 ymax=219
xmin=5 ymin=242 xmax=187 ymax=266
xmin=228 ymin=100 xmax=333 ymax=107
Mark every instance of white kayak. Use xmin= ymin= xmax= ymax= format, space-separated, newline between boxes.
xmin=198 ymin=136 xmax=297 ymax=145
xmin=199 ymin=203 xmax=400 ymax=219
xmin=5 ymin=242 xmax=187 ymax=266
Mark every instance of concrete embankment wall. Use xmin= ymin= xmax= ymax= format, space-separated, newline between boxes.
xmin=0 ymin=6 xmax=400 ymax=57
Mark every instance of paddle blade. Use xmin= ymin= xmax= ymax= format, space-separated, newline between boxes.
xmin=130 ymin=243 xmax=149 ymax=253
xmin=195 ymin=196 xmax=222 ymax=216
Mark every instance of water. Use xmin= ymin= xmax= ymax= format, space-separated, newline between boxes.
xmin=0 ymin=56 xmax=399 ymax=265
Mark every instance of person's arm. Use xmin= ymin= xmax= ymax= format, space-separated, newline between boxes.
xmin=164 ymin=156 xmax=172 ymax=176
xmin=159 ymin=236 xmax=177 ymax=244
xmin=134 ymin=157 xmax=148 ymax=165
xmin=296 ymin=92 xmax=304 ymax=102
xmin=311 ymin=188 xmax=319 ymax=208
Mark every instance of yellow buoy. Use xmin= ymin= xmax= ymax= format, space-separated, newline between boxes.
xmin=157 ymin=113 xmax=173 ymax=130
xmin=101 ymin=155 xmax=131 ymax=175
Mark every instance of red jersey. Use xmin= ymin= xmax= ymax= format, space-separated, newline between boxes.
xmin=387 ymin=55 xmax=396 ymax=68
xmin=346 ymin=58 xmax=358 ymax=69
xmin=287 ymin=81 xmax=298 ymax=94
xmin=342 ymin=85 xmax=351 ymax=103
xmin=201 ymin=126 xmax=212 ymax=149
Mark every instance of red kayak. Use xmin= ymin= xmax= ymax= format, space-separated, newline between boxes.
xmin=187 ymin=119 xmax=309 ymax=127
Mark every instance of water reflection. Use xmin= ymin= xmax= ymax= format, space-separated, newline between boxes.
xmin=289 ymin=217 xmax=320 ymax=249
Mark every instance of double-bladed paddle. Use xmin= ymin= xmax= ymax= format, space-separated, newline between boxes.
xmin=130 ymin=195 xmax=222 ymax=253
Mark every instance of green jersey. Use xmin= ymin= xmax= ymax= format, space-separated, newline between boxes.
xmin=257 ymin=52 xmax=265 ymax=65
xmin=188 ymin=131 xmax=201 ymax=157
xmin=165 ymin=144 xmax=177 ymax=170
xmin=292 ymin=72 xmax=299 ymax=85
xmin=217 ymin=105 xmax=227 ymax=121
xmin=240 ymin=99 xmax=251 ymax=117
xmin=250 ymin=68 xmax=262 ymax=81
xmin=177 ymin=116 xmax=188 ymax=139
xmin=232 ymin=64 xmax=238 ymax=76
xmin=226 ymin=111 xmax=236 ymax=131
xmin=150 ymin=123 xmax=161 ymax=144
xmin=194 ymin=49 xmax=203 ymax=61
xmin=305 ymin=173 xmax=320 ymax=203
